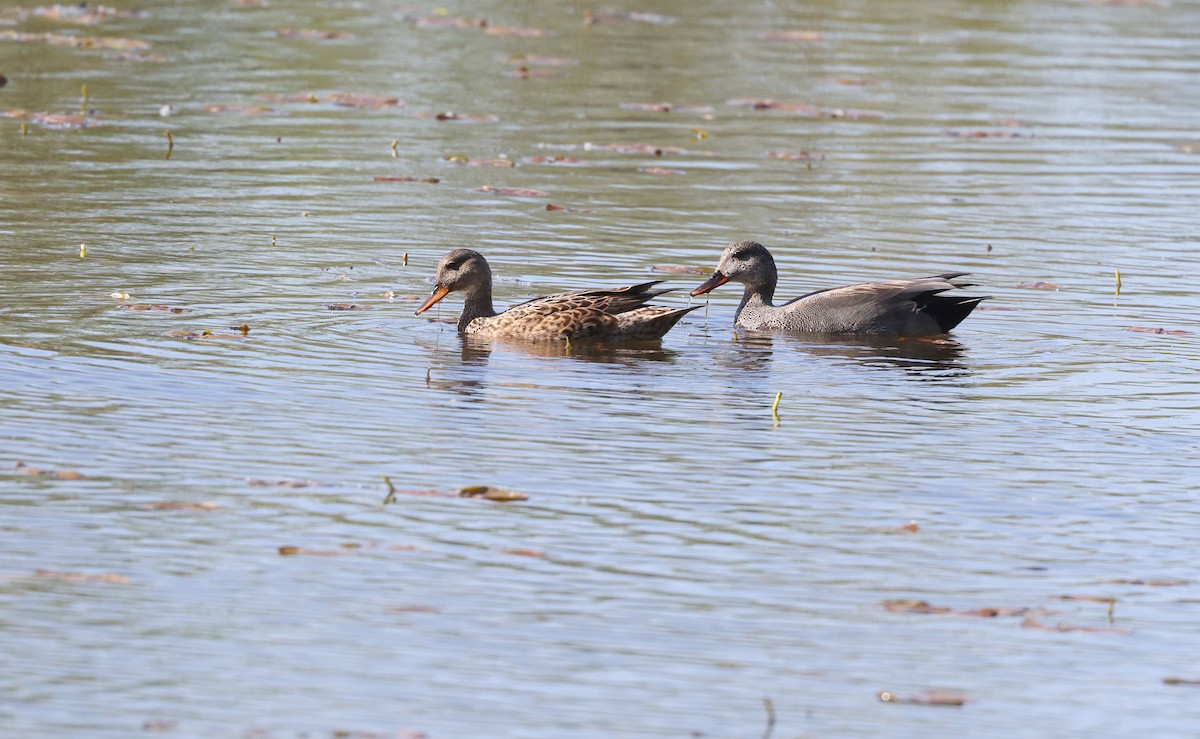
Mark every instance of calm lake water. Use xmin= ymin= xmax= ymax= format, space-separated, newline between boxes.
xmin=3 ymin=0 xmax=1200 ymax=736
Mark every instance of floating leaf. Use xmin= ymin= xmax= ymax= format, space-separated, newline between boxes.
xmin=164 ymin=329 xmax=243 ymax=340
xmin=413 ymin=16 xmax=486 ymax=29
xmin=945 ymin=129 xmax=1029 ymax=138
xmin=326 ymin=92 xmax=402 ymax=109
xmin=277 ymin=545 xmax=343 ymax=556
xmin=1126 ymin=326 xmax=1191 ymax=336
xmin=143 ymin=720 xmax=179 ymax=732
xmin=485 ymin=25 xmax=549 ymax=37
xmin=459 ymin=485 xmax=528 ymax=501
xmin=525 ymin=155 xmax=583 ymax=165
xmin=1101 ymin=577 xmax=1189 ymax=586
xmin=14 ymin=460 xmax=85 ymax=480
xmin=35 ymin=569 xmax=128 ymax=584
xmin=500 ymin=548 xmax=545 ymax=557
xmin=759 ymin=30 xmax=823 ymax=41
xmin=475 ymin=185 xmax=548 ymax=197
xmin=1164 ymin=677 xmax=1200 ymax=686
xmin=246 ymin=478 xmax=317 ymax=487
xmin=880 ymin=599 xmax=952 ymax=615
xmin=767 ymin=151 xmax=824 ymax=160
xmin=203 ymin=104 xmax=274 ymax=115
xmin=1021 ymin=618 xmax=1131 ymax=634
xmin=118 ymin=304 xmax=190 ymax=313
xmin=898 ymin=520 xmax=920 ymax=533
xmin=639 ymin=166 xmax=686 ymax=175
xmin=545 ymin=203 xmax=592 ymax=213
xmin=878 ymin=690 xmax=969 ymax=707
xmin=374 ymin=175 xmax=440 ymax=183
xmin=147 ymin=502 xmax=220 ymax=511
xmin=275 ymin=28 xmax=352 ymax=40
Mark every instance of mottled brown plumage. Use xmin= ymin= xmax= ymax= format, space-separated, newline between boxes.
xmin=415 ymin=249 xmax=699 ymax=341
xmin=691 ymin=241 xmax=988 ymax=336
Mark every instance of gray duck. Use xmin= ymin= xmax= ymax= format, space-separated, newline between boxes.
xmin=690 ymin=241 xmax=987 ymax=336
xmin=416 ymin=248 xmax=699 ymax=341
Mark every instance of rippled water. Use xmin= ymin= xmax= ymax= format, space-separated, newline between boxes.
xmin=3 ymin=0 xmax=1200 ymax=736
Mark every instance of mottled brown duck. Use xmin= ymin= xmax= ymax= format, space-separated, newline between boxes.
xmin=415 ymin=248 xmax=700 ymax=341
xmin=690 ymin=241 xmax=988 ymax=336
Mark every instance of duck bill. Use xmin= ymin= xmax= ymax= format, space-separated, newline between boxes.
xmin=690 ymin=271 xmax=730 ymax=297
xmin=415 ymin=285 xmax=451 ymax=315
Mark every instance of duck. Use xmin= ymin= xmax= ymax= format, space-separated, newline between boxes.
xmin=690 ymin=241 xmax=988 ymax=336
xmin=415 ymin=248 xmax=700 ymax=341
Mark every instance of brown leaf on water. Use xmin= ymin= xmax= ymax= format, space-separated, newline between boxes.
xmin=118 ymin=304 xmax=190 ymax=313
xmin=25 ymin=4 xmax=145 ymax=25
xmin=1101 ymin=577 xmax=1189 ymax=586
xmin=640 ymin=167 xmax=686 ymax=175
xmin=259 ymin=93 xmax=321 ymax=104
xmin=164 ymin=329 xmax=243 ymax=340
xmin=880 ymin=599 xmax=952 ymax=615
xmin=1016 ymin=281 xmax=1059 ymax=290
xmin=4 ymin=110 xmax=99 ymax=129
xmin=621 ymin=101 xmax=675 ymax=112
xmin=386 ymin=604 xmax=441 ymax=613
xmin=584 ymin=10 xmax=674 ymax=25
xmin=545 ymin=203 xmax=593 ymax=213
xmin=326 ymin=92 xmax=402 ymax=109
xmin=767 ymin=151 xmax=825 ymax=160
xmin=826 ymin=77 xmax=878 ymax=86
xmin=1126 ymin=326 xmax=1191 ymax=336
xmin=444 ymin=155 xmax=513 ymax=167
xmin=485 ymin=25 xmax=549 ymax=37
xmin=525 ymin=155 xmax=583 ymax=165
xmin=374 ymin=175 xmax=440 ymax=183
xmin=878 ymin=690 xmax=969 ymax=707
xmin=459 ymin=485 xmax=528 ymax=502
xmin=15 ymin=460 xmax=85 ymax=480
xmin=945 ymin=129 xmax=1030 ymax=138
xmin=246 ymin=478 xmax=317 ymax=488
xmin=500 ymin=548 xmax=545 ymax=557
xmin=147 ymin=502 xmax=220 ymax=511
xmin=650 ymin=265 xmax=711 ymax=275
xmin=475 ymin=185 xmax=548 ymax=197
xmin=0 ymin=30 xmax=151 ymax=50
xmin=275 ymin=28 xmax=352 ymax=40
xmin=1164 ymin=677 xmax=1200 ymax=686
xmin=277 ymin=546 xmax=344 ymax=556
xmin=327 ymin=303 xmax=372 ymax=310
xmin=143 ymin=720 xmax=179 ymax=732
xmin=203 ymin=104 xmax=274 ymax=115
xmin=35 ymin=569 xmax=129 ymax=585
xmin=414 ymin=16 xmax=486 ymax=29
xmin=1021 ymin=617 xmax=1132 ymax=634
xmin=898 ymin=520 xmax=920 ymax=533
xmin=415 ymin=110 xmax=498 ymax=122
xmin=759 ymin=30 xmax=823 ymax=41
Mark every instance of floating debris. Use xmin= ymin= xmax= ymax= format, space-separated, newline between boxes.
xmin=639 ymin=166 xmax=686 ymax=175
xmin=475 ymin=185 xmax=548 ymax=197
xmin=1126 ymin=326 xmax=1191 ymax=336
xmin=14 ymin=460 xmax=85 ymax=480
xmin=878 ymin=690 xmax=969 ymax=707
xmin=459 ymin=485 xmax=528 ymax=502
xmin=34 ymin=569 xmax=128 ymax=585
xmin=327 ymin=303 xmax=372 ymax=310
xmin=146 ymin=502 xmax=220 ymax=511
xmin=374 ymin=175 xmax=440 ymax=183
xmin=118 ymin=304 xmax=190 ymax=313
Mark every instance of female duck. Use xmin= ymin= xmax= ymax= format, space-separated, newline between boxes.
xmin=690 ymin=241 xmax=987 ymax=336
xmin=416 ymin=248 xmax=699 ymax=341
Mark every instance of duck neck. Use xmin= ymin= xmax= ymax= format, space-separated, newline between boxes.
xmin=735 ymin=273 xmax=776 ymax=321
xmin=458 ymin=284 xmax=496 ymax=331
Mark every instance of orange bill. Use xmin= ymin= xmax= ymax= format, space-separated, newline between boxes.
xmin=415 ymin=285 xmax=451 ymax=315
xmin=690 ymin=271 xmax=729 ymax=297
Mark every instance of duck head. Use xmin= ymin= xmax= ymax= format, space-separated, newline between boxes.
xmin=415 ymin=248 xmax=493 ymax=315
xmin=690 ymin=241 xmax=776 ymax=296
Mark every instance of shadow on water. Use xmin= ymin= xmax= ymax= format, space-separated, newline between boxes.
xmin=724 ymin=330 xmax=974 ymax=381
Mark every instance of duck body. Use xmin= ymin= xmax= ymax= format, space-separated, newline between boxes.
xmin=417 ymin=248 xmax=699 ymax=341
xmin=691 ymin=241 xmax=987 ymax=336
